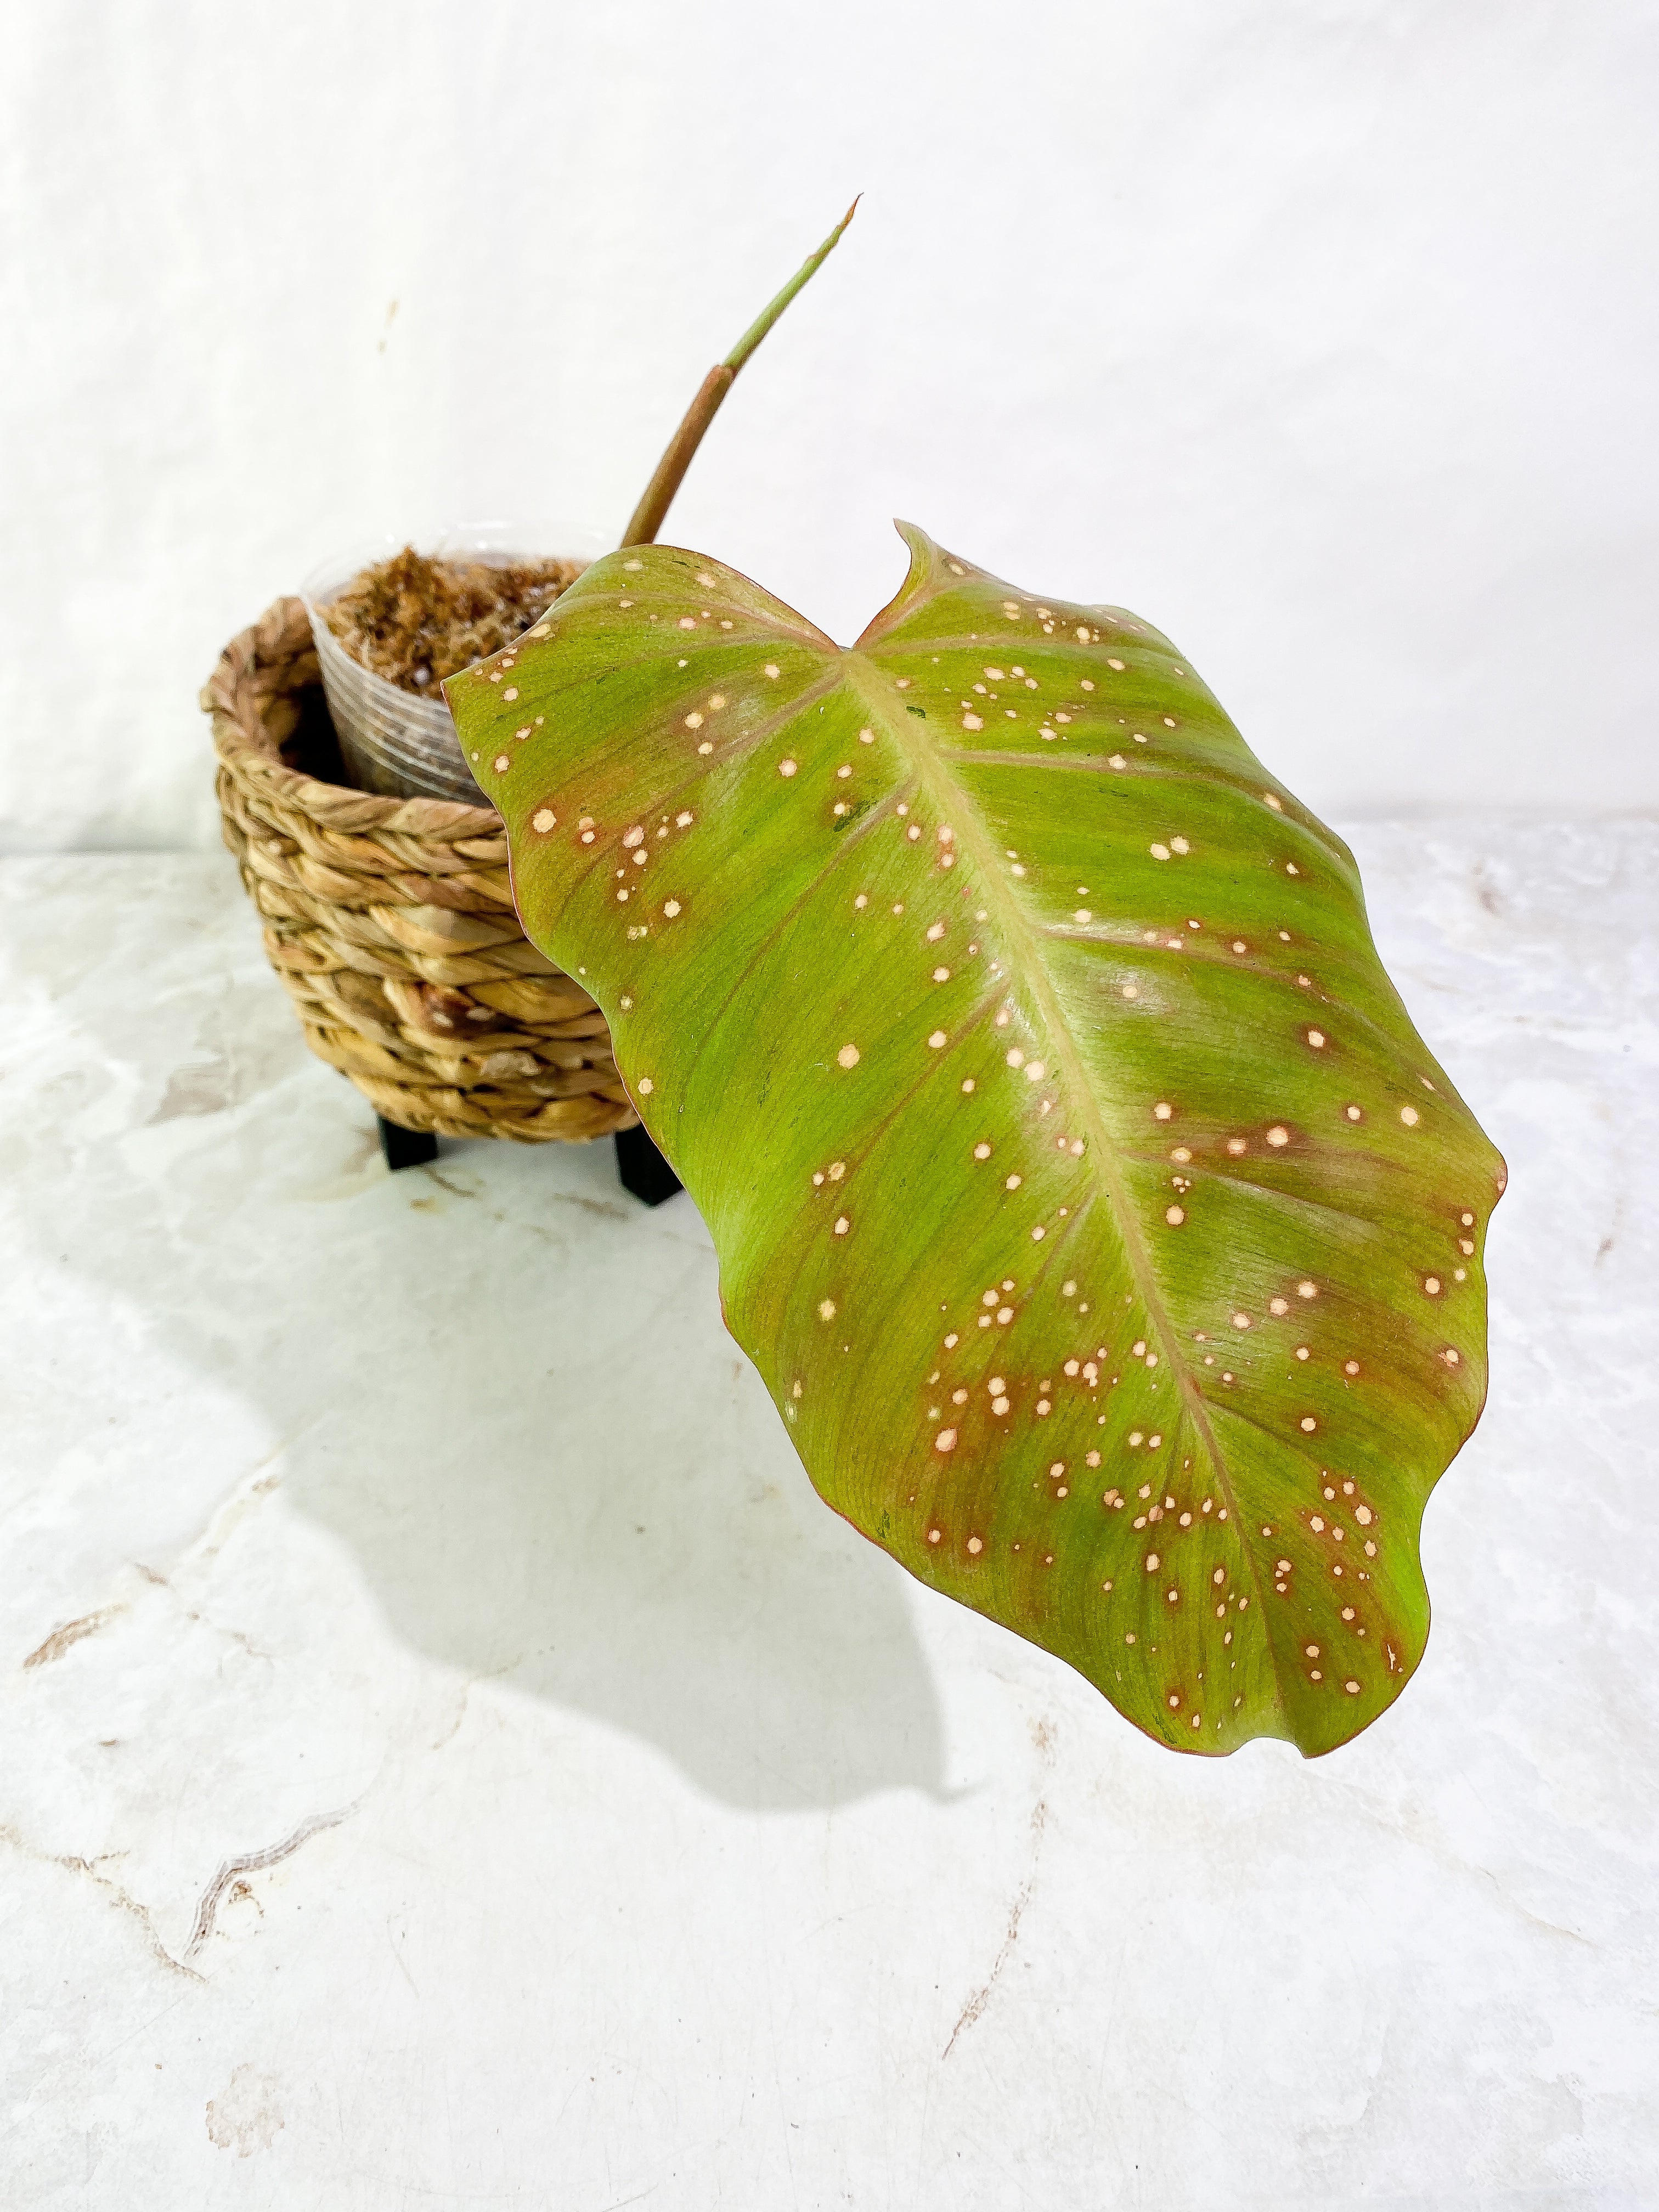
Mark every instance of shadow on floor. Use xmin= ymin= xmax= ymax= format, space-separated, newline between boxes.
xmin=272 ymin=1135 xmax=951 ymax=1811
xmin=14 ymin=874 xmax=949 ymax=1809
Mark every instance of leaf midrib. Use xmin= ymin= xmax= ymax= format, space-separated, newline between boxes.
xmin=845 ymin=642 xmax=1297 ymax=1735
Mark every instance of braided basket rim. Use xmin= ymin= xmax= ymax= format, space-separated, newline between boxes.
xmin=203 ymin=605 xmax=503 ymax=836
xmin=204 ymin=595 xmax=634 ymax=1144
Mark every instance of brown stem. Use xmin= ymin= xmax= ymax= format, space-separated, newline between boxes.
xmin=619 ymin=365 xmax=735 ymax=550
xmin=618 ymin=199 xmax=859 ymax=550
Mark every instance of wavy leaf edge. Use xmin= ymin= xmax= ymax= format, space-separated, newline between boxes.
xmin=445 ymin=523 xmax=1505 ymax=1759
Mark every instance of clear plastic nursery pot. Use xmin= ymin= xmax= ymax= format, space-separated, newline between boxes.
xmin=302 ymin=522 xmax=606 ymax=804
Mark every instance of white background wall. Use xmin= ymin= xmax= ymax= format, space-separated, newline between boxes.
xmin=3 ymin=0 xmax=1655 ymax=850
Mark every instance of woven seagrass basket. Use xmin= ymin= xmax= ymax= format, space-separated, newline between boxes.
xmin=206 ymin=595 xmax=636 ymax=1144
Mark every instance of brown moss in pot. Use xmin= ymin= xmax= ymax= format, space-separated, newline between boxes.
xmin=321 ymin=545 xmax=586 ymax=692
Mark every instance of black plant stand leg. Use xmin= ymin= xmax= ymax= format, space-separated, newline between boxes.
xmin=615 ymin=1123 xmax=682 ymax=1206
xmin=377 ymin=1115 xmax=438 ymax=1171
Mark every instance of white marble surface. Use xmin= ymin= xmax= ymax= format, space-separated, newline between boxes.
xmin=2 ymin=825 xmax=1656 ymax=2209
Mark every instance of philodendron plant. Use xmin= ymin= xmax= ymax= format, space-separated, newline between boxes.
xmin=443 ymin=211 xmax=1502 ymax=1757
xmin=448 ymin=528 xmax=1504 ymax=1760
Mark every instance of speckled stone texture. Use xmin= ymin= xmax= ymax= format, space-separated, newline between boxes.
xmin=2 ymin=825 xmax=1655 ymax=2210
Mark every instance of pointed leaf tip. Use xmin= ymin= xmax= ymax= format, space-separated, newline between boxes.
xmin=452 ymin=534 xmax=1502 ymax=1760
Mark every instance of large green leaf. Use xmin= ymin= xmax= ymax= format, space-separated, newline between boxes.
xmin=447 ymin=526 xmax=1504 ymax=1758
